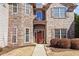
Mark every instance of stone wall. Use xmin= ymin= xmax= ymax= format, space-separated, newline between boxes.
xmin=46 ymin=3 xmax=75 ymax=43
xmin=8 ymin=3 xmax=34 ymax=47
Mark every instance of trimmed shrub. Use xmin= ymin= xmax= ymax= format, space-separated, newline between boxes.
xmin=50 ymin=39 xmax=59 ymax=47
xmin=0 ymin=47 xmax=3 ymax=52
xmin=71 ymin=39 xmax=79 ymax=49
xmin=55 ymin=39 xmax=71 ymax=49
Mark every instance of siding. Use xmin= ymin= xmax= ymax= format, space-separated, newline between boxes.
xmin=0 ymin=4 xmax=8 ymax=47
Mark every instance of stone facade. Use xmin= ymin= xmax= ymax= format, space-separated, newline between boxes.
xmin=8 ymin=3 xmax=34 ymax=47
xmin=46 ymin=3 xmax=75 ymax=43
xmin=8 ymin=3 xmax=76 ymax=47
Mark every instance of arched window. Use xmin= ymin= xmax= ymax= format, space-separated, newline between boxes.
xmin=36 ymin=11 xmax=43 ymax=21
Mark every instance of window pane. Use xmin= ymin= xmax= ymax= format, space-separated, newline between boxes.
xmin=26 ymin=29 xmax=29 ymax=42
xmin=52 ymin=7 xmax=66 ymax=18
xmin=61 ymin=35 xmax=66 ymax=38
xmin=55 ymin=29 xmax=60 ymax=38
xmin=25 ymin=4 xmax=30 ymax=14
xmin=61 ymin=29 xmax=66 ymax=38
xmin=12 ymin=36 xmax=16 ymax=43
xmin=61 ymin=29 xmax=66 ymax=34
xmin=59 ymin=7 xmax=66 ymax=18
xmin=53 ymin=8 xmax=59 ymax=18
xmin=13 ymin=3 xmax=17 ymax=13
xmin=12 ymin=28 xmax=17 ymax=43
xmin=36 ymin=11 xmax=43 ymax=21
xmin=55 ymin=29 xmax=60 ymax=34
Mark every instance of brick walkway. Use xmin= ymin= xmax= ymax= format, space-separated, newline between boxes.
xmin=32 ymin=44 xmax=47 ymax=56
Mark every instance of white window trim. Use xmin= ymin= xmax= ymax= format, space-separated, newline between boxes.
xmin=25 ymin=4 xmax=30 ymax=15
xmin=12 ymin=3 xmax=18 ymax=14
xmin=12 ymin=27 xmax=17 ymax=44
xmin=59 ymin=7 xmax=66 ymax=18
xmin=60 ymin=29 xmax=67 ymax=39
xmin=52 ymin=7 xmax=66 ymax=18
xmin=24 ymin=27 xmax=30 ymax=43
xmin=55 ymin=29 xmax=67 ymax=39
xmin=60 ymin=29 xmax=61 ymax=39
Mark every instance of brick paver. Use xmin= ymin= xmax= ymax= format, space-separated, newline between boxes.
xmin=32 ymin=44 xmax=47 ymax=56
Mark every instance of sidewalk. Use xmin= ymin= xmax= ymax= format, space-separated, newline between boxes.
xmin=32 ymin=44 xmax=47 ymax=56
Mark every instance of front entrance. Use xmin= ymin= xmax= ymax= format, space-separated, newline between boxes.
xmin=34 ymin=29 xmax=45 ymax=44
xmin=37 ymin=30 xmax=44 ymax=44
xmin=34 ymin=25 xmax=46 ymax=44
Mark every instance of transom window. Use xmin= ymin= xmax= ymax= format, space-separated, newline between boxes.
xmin=12 ymin=28 xmax=17 ymax=43
xmin=25 ymin=3 xmax=30 ymax=14
xmin=36 ymin=3 xmax=43 ymax=8
xmin=12 ymin=3 xmax=18 ymax=13
xmin=52 ymin=7 xmax=66 ymax=18
xmin=55 ymin=29 xmax=67 ymax=39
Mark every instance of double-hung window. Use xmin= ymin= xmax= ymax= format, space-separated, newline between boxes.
xmin=12 ymin=28 xmax=17 ymax=43
xmin=13 ymin=3 xmax=18 ymax=13
xmin=55 ymin=29 xmax=60 ymax=38
xmin=61 ymin=29 xmax=67 ymax=38
xmin=25 ymin=3 xmax=30 ymax=15
xmin=55 ymin=29 xmax=67 ymax=39
xmin=25 ymin=29 xmax=29 ymax=42
xmin=52 ymin=7 xmax=66 ymax=18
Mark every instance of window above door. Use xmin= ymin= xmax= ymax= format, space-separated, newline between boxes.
xmin=36 ymin=3 xmax=43 ymax=8
xmin=36 ymin=11 xmax=44 ymax=21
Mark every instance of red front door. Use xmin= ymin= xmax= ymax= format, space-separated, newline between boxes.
xmin=37 ymin=31 xmax=44 ymax=44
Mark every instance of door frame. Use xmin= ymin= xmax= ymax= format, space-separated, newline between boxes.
xmin=34 ymin=29 xmax=45 ymax=44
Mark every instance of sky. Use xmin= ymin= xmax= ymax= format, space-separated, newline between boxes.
xmin=74 ymin=5 xmax=79 ymax=15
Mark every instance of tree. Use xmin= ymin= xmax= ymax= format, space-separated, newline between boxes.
xmin=75 ymin=13 xmax=79 ymax=37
